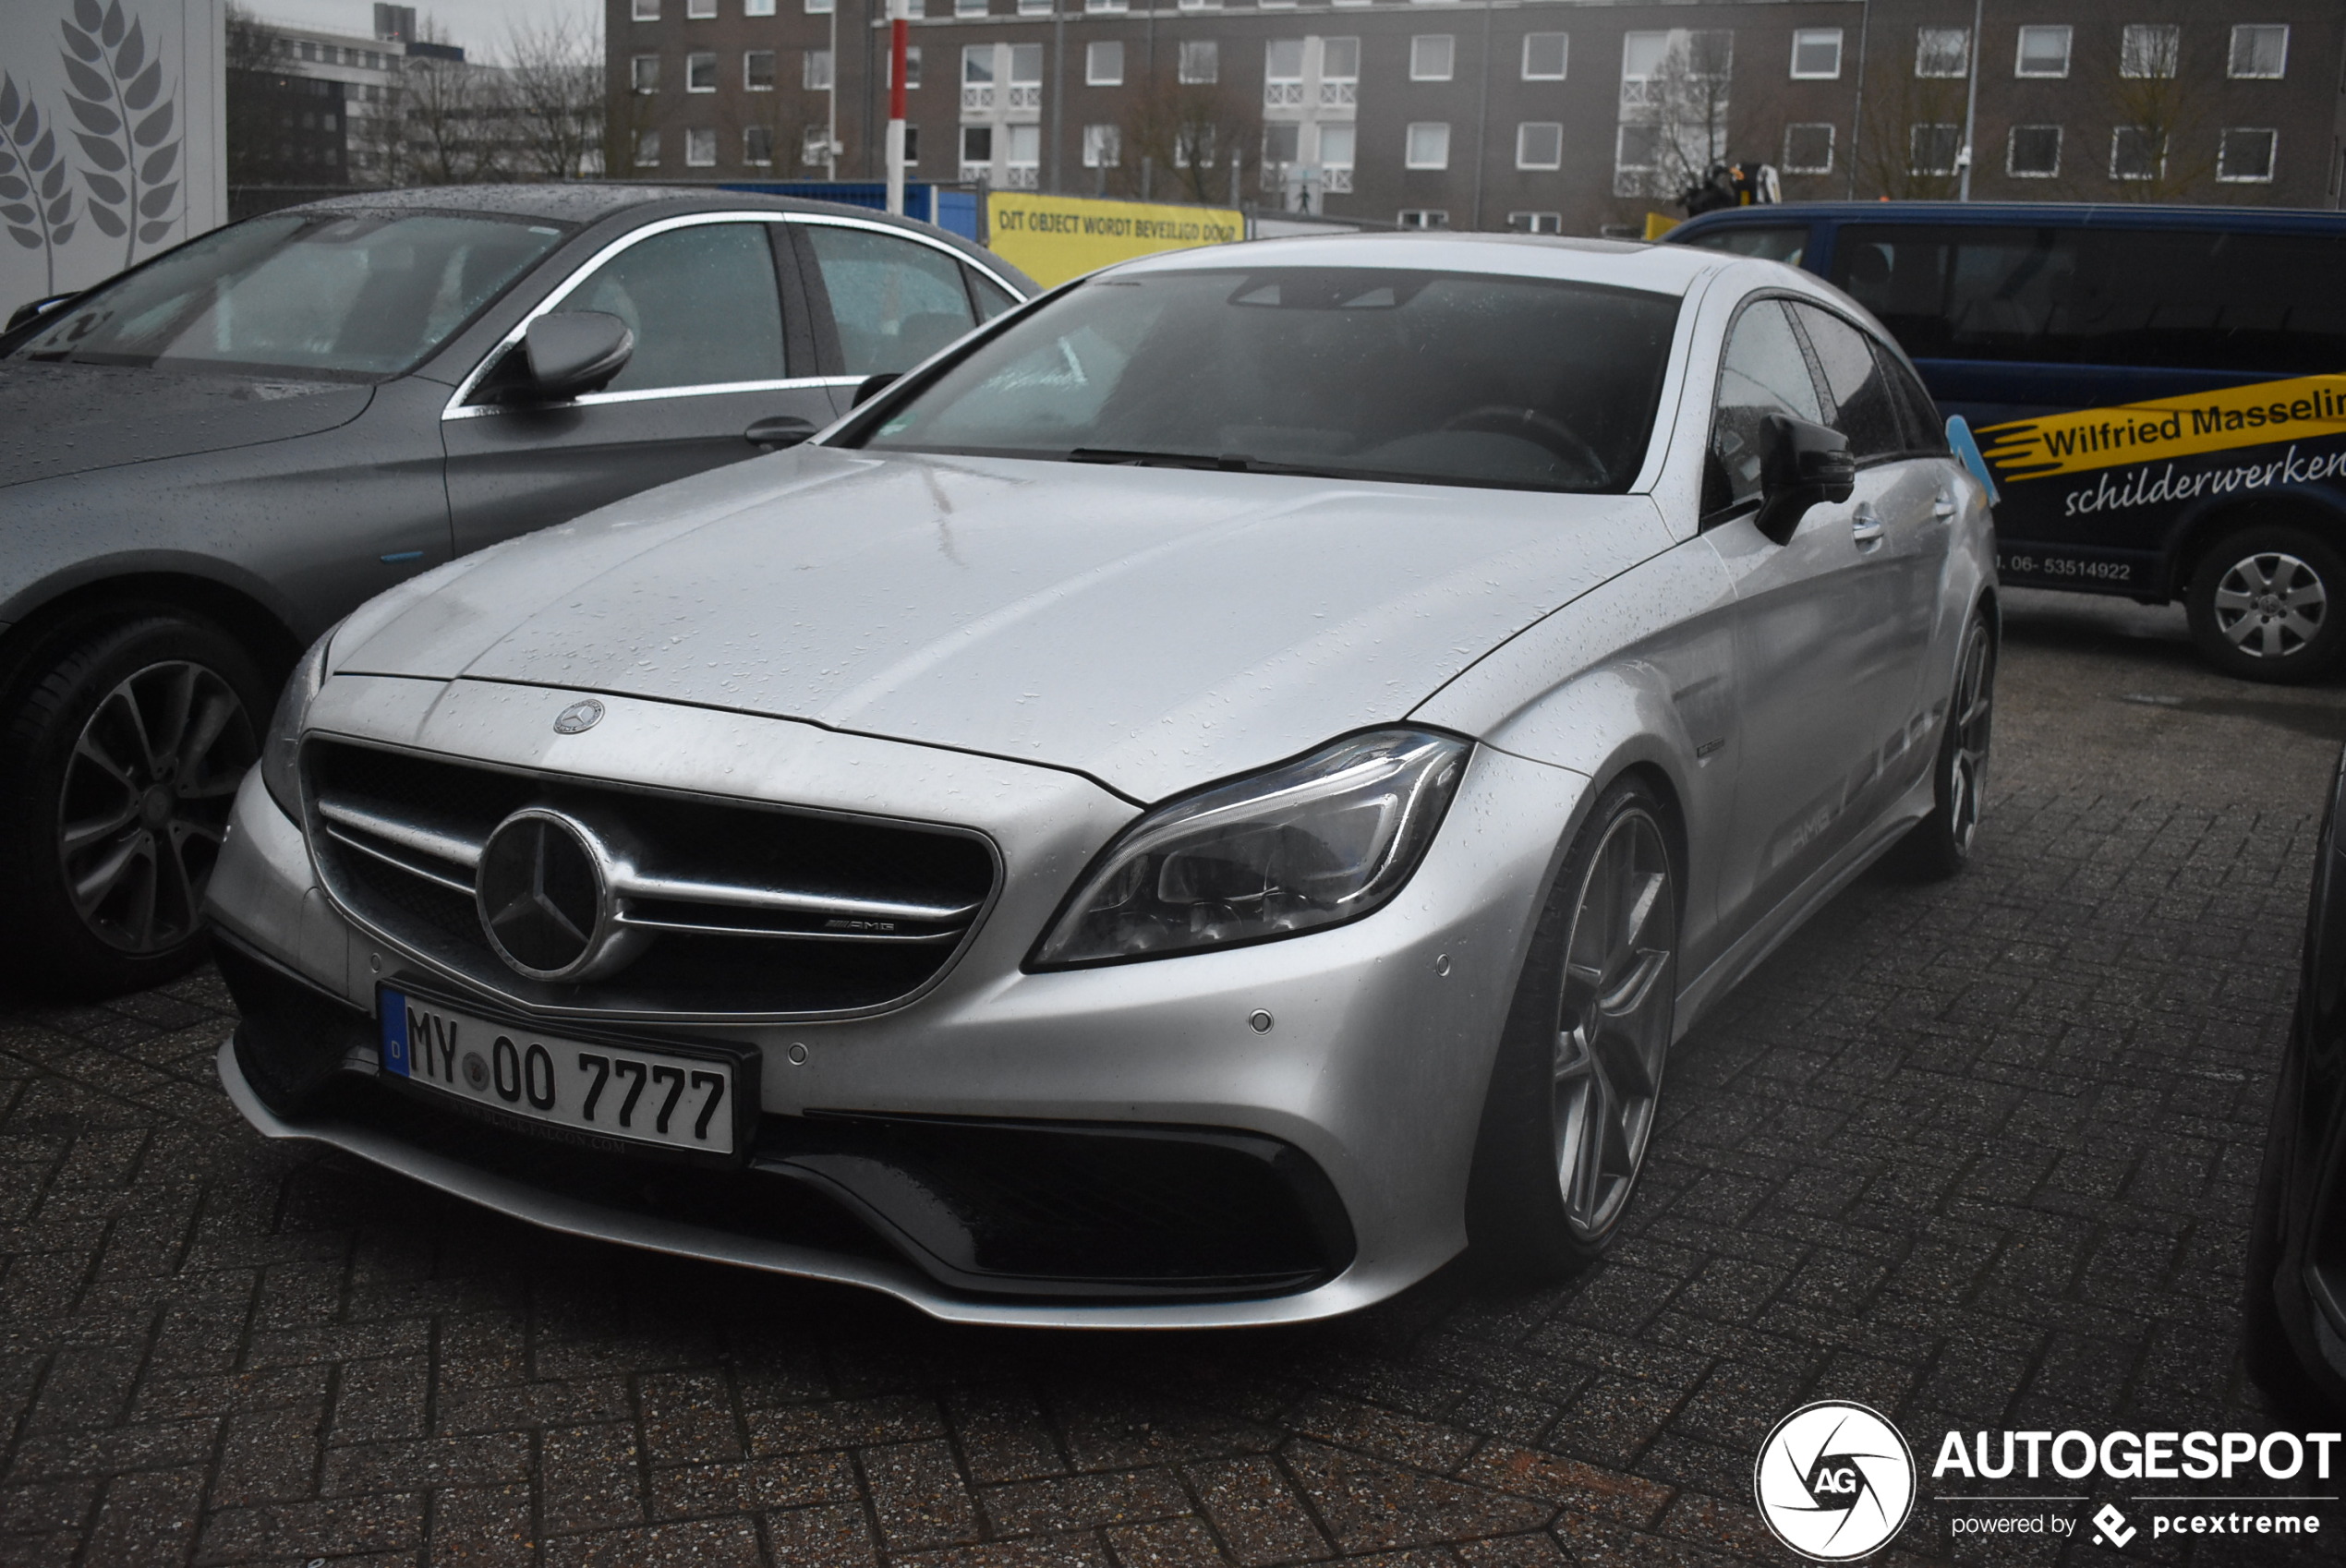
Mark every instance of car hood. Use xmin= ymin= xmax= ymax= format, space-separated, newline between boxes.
xmin=0 ymin=360 xmax=373 ymax=488
xmin=334 ymin=446 xmax=1671 ymax=801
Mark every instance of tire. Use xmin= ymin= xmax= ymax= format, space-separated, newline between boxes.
xmin=2186 ymin=525 xmax=2346 ymax=684
xmin=0 ymin=616 xmax=268 ymax=997
xmin=1898 ymin=611 xmax=1995 ymax=880
xmin=1467 ymin=776 xmax=1679 ymax=1278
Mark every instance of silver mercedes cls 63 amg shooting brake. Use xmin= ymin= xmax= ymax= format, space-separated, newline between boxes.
xmin=205 ymin=234 xmax=1996 ymax=1327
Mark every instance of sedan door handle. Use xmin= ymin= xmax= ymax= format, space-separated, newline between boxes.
xmin=744 ymin=415 xmax=816 ymax=449
xmin=1932 ymin=491 xmax=1957 ymax=519
xmin=1851 ymin=505 xmax=1884 ymax=547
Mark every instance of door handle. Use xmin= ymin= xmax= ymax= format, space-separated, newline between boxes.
xmin=1851 ymin=505 xmax=1884 ymax=546
xmin=1932 ymin=491 xmax=1957 ymax=520
xmin=744 ymin=415 xmax=816 ymax=449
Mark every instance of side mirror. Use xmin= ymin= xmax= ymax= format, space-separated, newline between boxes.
xmin=1754 ymin=414 xmax=1856 ymax=546
xmin=853 ymin=371 xmax=901 ymax=406
xmin=519 ymin=311 xmax=634 ymax=401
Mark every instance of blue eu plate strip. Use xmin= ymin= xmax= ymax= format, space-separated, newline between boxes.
xmin=381 ymin=988 xmax=411 ymax=1077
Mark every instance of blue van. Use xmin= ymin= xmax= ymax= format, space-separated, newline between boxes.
xmin=1669 ymin=202 xmax=2346 ymax=682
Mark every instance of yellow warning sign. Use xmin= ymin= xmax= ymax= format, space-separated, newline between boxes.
xmin=1978 ymin=373 xmax=2346 ymax=480
xmin=986 ymin=192 xmax=1244 ymax=286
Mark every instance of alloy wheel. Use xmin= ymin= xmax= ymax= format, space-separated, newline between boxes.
xmin=2214 ymin=551 xmax=2327 ymax=660
xmin=56 ymin=659 xmax=258 ymax=954
xmin=1945 ymin=621 xmax=1994 ymax=858
xmin=1551 ymin=806 xmax=1675 ymax=1238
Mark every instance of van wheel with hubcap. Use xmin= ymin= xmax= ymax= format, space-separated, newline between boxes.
xmin=1468 ymin=778 xmax=1678 ymax=1277
xmin=2187 ymin=526 xmax=2346 ymax=684
xmin=0 ymin=617 xmax=267 ymax=997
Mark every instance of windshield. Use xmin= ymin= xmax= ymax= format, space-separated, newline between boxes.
xmin=854 ymin=266 xmax=1680 ymax=492
xmin=14 ymin=211 xmax=566 ymax=378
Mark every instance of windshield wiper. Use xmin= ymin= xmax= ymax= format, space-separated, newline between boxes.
xmin=1065 ymin=447 xmax=1373 ymax=482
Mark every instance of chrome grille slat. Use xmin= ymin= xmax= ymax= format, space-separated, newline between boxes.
xmin=304 ymin=738 xmax=998 ymax=1019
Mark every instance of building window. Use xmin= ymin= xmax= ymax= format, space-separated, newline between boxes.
xmin=1614 ymin=122 xmax=1660 ymax=175
xmin=2219 ymin=127 xmax=2277 ymax=182
xmin=1087 ymin=41 xmax=1123 ymax=86
xmin=1087 ymin=0 xmax=1128 ymax=11
xmin=1323 ymin=36 xmax=1360 ymax=92
xmin=685 ymin=127 xmax=717 ymax=165
xmin=1397 ymin=210 xmax=1449 ymax=229
xmin=1915 ymin=28 xmax=1967 ymax=78
xmin=688 ymin=0 xmax=715 ymax=16
xmin=1264 ymin=123 xmax=1300 ymax=165
xmin=884 ymin=46 xmax=921 ymax=88
xmin=1179 ymin=41 xmax=1217 ymax=85
xmin=1018 ymin=0 xmax=1048 ymax=14
xmin=633 ymin=0 xmax=659 ymax=18
xmin=962 ymin=125 xmax=992 ymax=163
xmin=904 ymin=125 xmax=919 ymax=163
xmin=1178 ymin=0 xmax=1220 ymax=9
xmin=2007 ymin=124 xmax=2061 ymax=177
xmin=964 ymin=44 xmax=993 ymax=84
xmin=956 ymin=0 xmax=986 ymax=13
xmin=803 ymin=127 xmax=830 ymax=166
xmin=806 ymin=0 xmax=833 ymax=12
xmin=1266 ymin=38 xmax=1304 ymax=93
xmin=805 ymin=49 xmax=833 ymax=90
xmin=2121 ymin=25 xmax=2179 ymax=79
xmin=1405 ymin=121 xmax=1450 ymax=169
xmin=1007 ymin=123 xmax=1040 ymax=170
xmin=2230 ymin=25 xmax=2288 ymax=78
xmin=1083 ymin=123 xmax=1120 ymax=166
xmin=744 ymin=126 xmax=774 ymax=165
xmin=1010 ymin=42 xmax=1043 ymax=84
xmin=744 ymin=50 xmax=775 ymax=89
xmin=1508 ymin=211 xmax=1561 ymax=234
xmin=2110 ymin=125 xmax=2165 ymax=180
xmin=1909 ymin=122 xmax=1960 ymax=175
xmin=687 ymin=52 xmax=717 ymax=91
xmin=1516 ymin=122 xmax=1563 ymax=170
xmin=1318 ymin=123 xmax=1354 ymax=167
xmin=631 ymin=54 xmax=659 ymax=92
xmin=1782 ymin=122 xmax=1833 ymax=174
xmin=746 ymin=0 xmax=775 ymax=14
xmin=1521 ymin=33 xmax=1566 ymax=81
xmin=1789 ymin=29 xmax=1841 ymax=79
xmin=2013 ymin=26 xmax=2070 ymax=78
xmin=634 ymin=128 xmax=660 ymax=165
xmin=1411 ymin=36 xmax=1455 ymax=81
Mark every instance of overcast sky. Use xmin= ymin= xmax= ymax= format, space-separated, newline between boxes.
xmin=248 ymin=0 xmax=603 ymax=66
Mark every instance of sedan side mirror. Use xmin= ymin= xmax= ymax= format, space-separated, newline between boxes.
xmin=519 ymin=311 xmax=634 ymax=401
xmin=1754 ymin=414 xmax=1856 ymax=546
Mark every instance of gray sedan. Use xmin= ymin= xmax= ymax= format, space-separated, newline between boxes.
xmin=206 ymin=234 xmax=1996 ymax=1326
xmin=0 ymin=185 xmax=1030 ymax=995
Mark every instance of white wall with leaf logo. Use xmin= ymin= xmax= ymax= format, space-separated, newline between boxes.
xmin=0 ymin=0 xmax=224 ymax=314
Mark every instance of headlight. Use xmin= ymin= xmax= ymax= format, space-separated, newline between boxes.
xmin=1030 ymin=729 xmax=1470 ymax=970
xmin=260 ymin=624 xmax=337 ymax=820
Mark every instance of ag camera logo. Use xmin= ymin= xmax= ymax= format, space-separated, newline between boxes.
xmin=1754 ymin=1401 xmax=1917 ymax=1561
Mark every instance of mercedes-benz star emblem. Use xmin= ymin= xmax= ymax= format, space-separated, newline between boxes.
xmin=475 ymin=809 xmax=639 ymax=982
xmin=553 ymin=699 xmax=605 ymax=735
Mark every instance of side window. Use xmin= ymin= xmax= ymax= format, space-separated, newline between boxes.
xmin=1875 ymin=343 xmax=1948 ymax=454
xmin=1680 ymin=225 xmax=1808 ymax=269
xmin=562 ymin=223 xmax=787 ymax=393
xmin=965 ymin=266 xmax=1019 ymax=322
xmin=1828 ymin=224 xmax=2073 ymax=364
xmin=1791 ymin=303 xmax=1903 ymax=462
xmin=1708 ymin=299 xmax=1824 ymax=516
xmin=804 ymin=225 xmax=978 ymax=376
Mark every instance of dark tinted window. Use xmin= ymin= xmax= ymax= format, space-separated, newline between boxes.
xmin=1875 ymin=344 xmax=1948 ymax=453
xmin=1830 ymin=223 xmax=2346 ymax=373
xmin=1708 ymin=299 xmax=1823 ymax=514
xmin=863 ymin=268 xmax=1679 ymax=494
xmin=1680 ymin=225 xmax=1808 ymax=268
xmin=1792 ymin=303 xmax=1902 ymax=462
xmin=567 ymin=223 xmax=786 ymax=392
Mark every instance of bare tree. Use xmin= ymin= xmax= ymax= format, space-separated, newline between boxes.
xmin=505 ymin=10 xmax=603 ymax=180
xmin=1852 ymin=67 xmax=1966 ymax=199
xmin=2069 ymin=25 xmax=2216 ymax=203
xmin=1112 ymin=73 xmax=1257 ymax=206
xmin=1613 ymin=30 xmax=1734 ymax=203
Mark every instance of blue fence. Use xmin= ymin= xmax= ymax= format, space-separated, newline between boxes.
xmin=716 ymin=181 xmax=981 ymax=242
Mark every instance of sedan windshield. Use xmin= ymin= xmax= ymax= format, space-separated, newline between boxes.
xmin=855 ymin=266 xmax=1680 ymax=492
xmin=14 ymin=211 xmax=566 ymax=378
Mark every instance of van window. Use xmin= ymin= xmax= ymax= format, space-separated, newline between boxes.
xmin=1679 ymin=224 xmax=1808 ymax=268
xmin=1791 ymin=303 xmax=1902 ymax=462
xmin=1830 ymin=223 xmax=2346 ymax=373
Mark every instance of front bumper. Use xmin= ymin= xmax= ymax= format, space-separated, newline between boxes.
xmin=204 ymin=682 xmax=1589 ymax=1327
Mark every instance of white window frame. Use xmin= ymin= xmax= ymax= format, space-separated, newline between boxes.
xmin=1178 ymin=0 xmax=1221 ymax=10
xmin=2121 ymin=24 xmax=2179 ymax=79
xmin=1781 ymin=122 xmax=1834 ymax=175
xmin=1086 ymin=41 xmax=1123 ymax=86
xmin=1405 ymin=121 xmax=1451 ymax=170
xmin=2110 ymin=125 xmax=2166 ymax=181
xmin=744 ymin=126 xmax=774 ymax=165
xmin=631 ymin=54 xmax=659 ymax=93
xmin=745 ymin=0 xmax=776 ymax=14
xmin=686 ymin=52 xmax=718 ymax=92
xmin=1179 ymin=40 xmax=1217 ymax=85
xmin=1521 ymin=32 xmax=1566 ymax=81
xmin=1086 ymin=0 xmax=1128 ymax=11
xmin=2218 ymin=127 xmax=2278 ymax=183
xmin=1315 ymin=122 xmax=1355 ymax=167
xmin=685 ymin=127 xmax=717 ymax=166
xmin=2006 ymin=124 xmax=2062 ymax=178
xmin=687 ymin=0 xmax=716 ymax=16
xmin=1515 ymin=121 xmax=1563 ymax=171
xmin=744 ymin=50 xmax=776 ymax=90
xmin=634 ymin=129 xmax=660 ymax=166
xmin=1082 ymin=123 xmax=1120 ymax=167
xmin=1909 ymin=122 xmax=1960 ymax=175
xmin=956 ymin=0 xmax=986 ymax=14
xmin=633 ymin=0 xmax=659 ymax=18
xmin=1508 ymin=211 xmax=1562 ymax=235
xmin=1396 ymin=210 xmax=1449 ymax=229
xmin=1410 ymin=35 xmax=1455 ymax=82
xmin=1915 ymin=28 xmax=1968 ymax=78
xmin=2013 ymin=25 xmax=2071 ymax=78
xmin=2229 ymin=25 xmax=2288 ymax=79
xmin=804 ymin=49 xmax=833 ymax=90
xmin=1789 ymin=29 xmax=1842 ymax=80
xmin=805 ymin=0 xmax=833 ymax=12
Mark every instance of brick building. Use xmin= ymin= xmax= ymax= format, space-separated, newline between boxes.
xmin=607 ymin=0 xmax=2346 ymax=233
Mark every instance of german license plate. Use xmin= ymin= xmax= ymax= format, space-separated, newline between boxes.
xmin=379 ymin=987 xmax=737 ymax=1156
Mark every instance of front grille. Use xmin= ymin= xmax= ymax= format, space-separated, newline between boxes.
xmin=305 ymin=738 xmax=998 ymax=1018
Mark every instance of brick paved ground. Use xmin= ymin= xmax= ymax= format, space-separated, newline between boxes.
xmin=3 ymin=590 xmax=2343 ymax=1567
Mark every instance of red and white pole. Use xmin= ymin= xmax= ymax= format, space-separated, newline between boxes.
xmin=885 ymin=0 xmax=909 ymax=216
